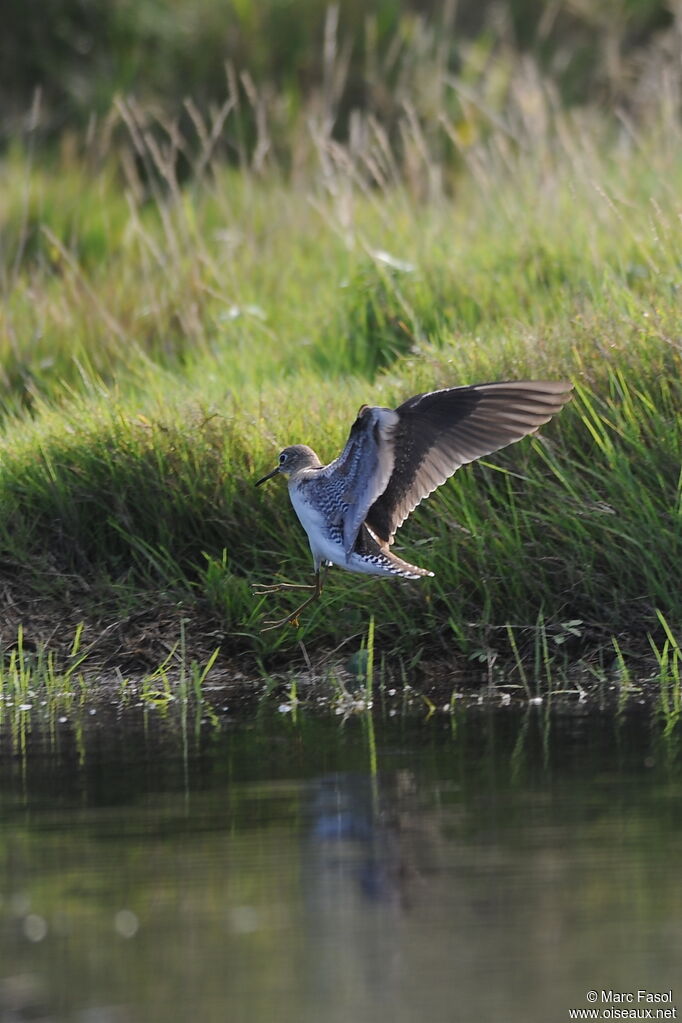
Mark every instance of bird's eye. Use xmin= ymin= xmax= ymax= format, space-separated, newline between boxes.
xmin=279 ymin=453 xmax=286 ymax=464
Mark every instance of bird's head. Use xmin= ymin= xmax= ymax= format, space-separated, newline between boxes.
xmin=255 ymin=444 xmax=322 ymax=486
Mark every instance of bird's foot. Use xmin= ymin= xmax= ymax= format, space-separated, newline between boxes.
xmin=256 ymin=570 xmax=324 ymax=633
xmin=252 ymin=581 xmax=316 ymax=595
xmin=260 ymin=611 xmax=303 ymax=632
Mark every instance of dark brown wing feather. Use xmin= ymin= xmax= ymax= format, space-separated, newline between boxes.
xmin=365 ymin=380 xmax=572 ymax=545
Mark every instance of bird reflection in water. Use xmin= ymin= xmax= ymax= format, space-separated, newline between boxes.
xmin=306 ymin=771 xmax=436 ymax=910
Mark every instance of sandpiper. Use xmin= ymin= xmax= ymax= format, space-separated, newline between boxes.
xmin=254 ymin=379 xmax=572 ymax=629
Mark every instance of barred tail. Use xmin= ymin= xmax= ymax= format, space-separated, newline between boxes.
xmin=382 ymin=550 xmax=434 ymax=579
xmin=358 ymin=524 xmax=434 ymax=579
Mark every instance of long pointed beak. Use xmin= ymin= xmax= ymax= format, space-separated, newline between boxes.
xmin=255 ymin=466 xmax=280 ymax=487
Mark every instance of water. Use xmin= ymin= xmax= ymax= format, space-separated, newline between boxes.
xmin=1 ymin=700 xmax=681 ymax=1022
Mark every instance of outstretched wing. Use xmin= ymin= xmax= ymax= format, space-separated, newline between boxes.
xmin=310 ymin=405 xmax=400 ymax=557
xmin=365 ymin=380 xmax=573 ymax=545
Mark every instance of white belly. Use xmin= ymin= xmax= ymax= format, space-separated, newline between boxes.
xmin=288 ymin=484 xmax=392 ymax=576
xmin=289 ymin=484 xmax=344 ymax=566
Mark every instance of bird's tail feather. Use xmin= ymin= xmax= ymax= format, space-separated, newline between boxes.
xmin=357 ymin=524 xmax=433 ymax=579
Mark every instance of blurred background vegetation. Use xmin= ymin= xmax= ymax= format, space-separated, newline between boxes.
xmin=1 ymin=0 xmax=675 ymax=152
xmin=3 ymin=0 xmax=682 ymax=667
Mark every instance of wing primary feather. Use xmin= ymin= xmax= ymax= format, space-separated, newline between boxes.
xmin=365 ymin=380 xmax=572 ymax=544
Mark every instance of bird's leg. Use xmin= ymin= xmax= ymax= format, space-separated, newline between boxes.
xmin=252 ymin=579 xmax=317 ymax=595
xmin=259 ymin=566 xmax=327 ymax=632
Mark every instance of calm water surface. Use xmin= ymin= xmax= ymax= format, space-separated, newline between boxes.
xmin=1 ymin=699 xmax=681 ymax=1022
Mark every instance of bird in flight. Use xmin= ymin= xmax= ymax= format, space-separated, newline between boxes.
xmin=254 ymin=380 xmax=572 ymax=629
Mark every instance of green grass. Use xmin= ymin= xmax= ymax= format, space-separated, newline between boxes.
xmin=0 ymin=620 xmax=224 ymax=748
xmin=1 ymin=40 xmax=682 ymax=689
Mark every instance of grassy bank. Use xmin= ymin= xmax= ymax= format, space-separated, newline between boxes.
xmin=1 ymin=60 xmax=682 ymax=692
